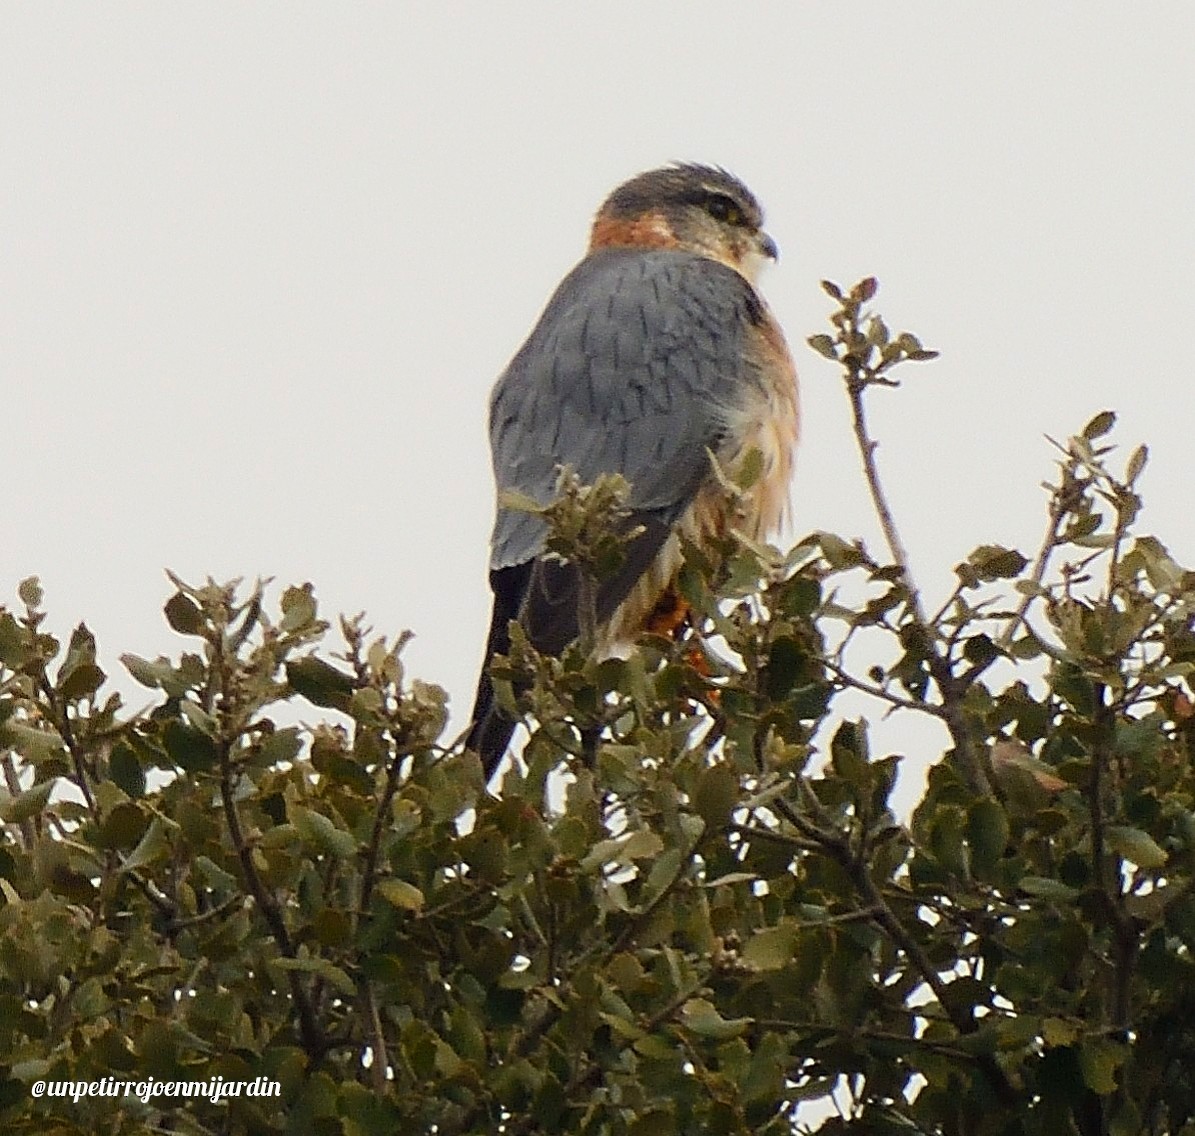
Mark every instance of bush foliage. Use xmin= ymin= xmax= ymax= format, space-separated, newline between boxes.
xmin=4 ymin=281 xmax=1195 ymax=1135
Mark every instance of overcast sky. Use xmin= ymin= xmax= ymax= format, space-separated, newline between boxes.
xmin=5 ymin=5 xmax=1194 ymax=764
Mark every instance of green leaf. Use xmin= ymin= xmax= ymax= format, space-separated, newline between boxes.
xmin=1019 ymin=876 xmax=1078 ymax=901
xmin=121 ymin=653 xmax=165 ymax=690
xmin=622 ymin=828 xmax=666 ymax=861
xmin=1105 ymin=825 xmax=1167 ymax=869
xmin=741 ymin=922 xmax=799 ymax=971
xmin=121 ymin=816 xmax=170 ymax=872
xmin=194 ymin=855 xmax=238 ymax=892
xmin=290 ymin=805 xmax=357 ymax=859
xmin=59 ymin=661 xmax=105 ymax=702
xmin=818 ymin=531 xmax=867 ymax=570
xmin=1082 ymin=410 xmax=1117 ymax=440
xmin=1125 ymin=444 xmax=1148 ymax=486
xmin=180 ymin=699 xmax=218 ymax=736
xmin=163 ymin=720 xmax=219 ymax=772
xmin=286 ymin=655 xmax=355 ymax=712
xmin=765 ymin=636 xmax=807 ymax=701
xmin=779 ymin=575 xmax=821 ymax=617
xmin=1079 ymin=1039 xmax=1123 ymax=1095
xmin=376 ymin=878 xmax=425 ymax=913
xmin=679 ymin=998 xmax=750 ymax=1040
xmin=98 ymin=801 xmax=150 ymax=850
xmin=0 ymin=778 xmax=56 ymax=823
xmin=280 ymin=584 xmax=318 ymax=632
xmin=164 ymin=592 xmax=204 ymax=635
xmin=693 ymin=763 xmax=737 ymax=828
xmin=641 ymin=847 xmax=684 ymax=905
xmin=258 ymin=728 xmax=303 ymax=767
xmin=273 ymin=956 xmax=356 ymax=997
xmin=963 ymin=634 xmax=999 ymax=666
xmin=806 ymin=334 xmax=838 ymax=360
xmin=18 ymin=576 xmax=43 ymax=609
xmin=0 ymin=612 xmax=28 ymax=668
xmin=853 ymin=277 xmax=878 ymax=302
xmin=995 ymin=1014 xmax=1041 ymax=1050
xmin=968 ymin=545 xmax=1029 ymax=580
xmin=0 ymin=722 xmax=66 ymax=764
xmin=1042 ymin=1018 xmax=1078 ymax=1048
xmin=967 ymin=798 xmax=1009 ymax=877
xmin=109 ymin=743 xmax=146 ymax=797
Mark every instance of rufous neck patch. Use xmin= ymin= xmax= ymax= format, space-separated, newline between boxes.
xmin=589 ymin=211 xmax=680 ymax=251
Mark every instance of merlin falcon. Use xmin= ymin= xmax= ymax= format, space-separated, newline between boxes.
xmin=467 ymin=163 xmax=799 ymax=780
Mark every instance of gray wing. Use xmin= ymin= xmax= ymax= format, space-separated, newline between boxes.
xmin=489 ymin=247 xmax=764 ymax=572
xmin=468 ymin=248 xmax=766 ymax=775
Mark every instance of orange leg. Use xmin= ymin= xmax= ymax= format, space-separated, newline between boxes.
xmin=645 ymin=588 xmax=717 ymax=691
xmin=645 ymin=586 xmax=691 ymax=638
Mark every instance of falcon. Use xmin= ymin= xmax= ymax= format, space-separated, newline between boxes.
xmin=467 ymin=163 xmax=799 ymax=779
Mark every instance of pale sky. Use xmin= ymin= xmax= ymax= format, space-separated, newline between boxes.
xmin=5 ymin=4 xmax=1194 ymax=762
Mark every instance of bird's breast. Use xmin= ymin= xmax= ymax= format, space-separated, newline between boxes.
xmin=599 ymin=320 xmax=799 ymax=654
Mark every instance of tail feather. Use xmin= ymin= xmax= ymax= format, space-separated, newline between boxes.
xmin=466 ymin=564 xmax=530 ymax=780
xmin=467 ymin=515 xmax=676 ymax=783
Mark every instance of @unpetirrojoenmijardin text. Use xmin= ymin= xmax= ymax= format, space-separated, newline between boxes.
xmin=31 ymin=1076 xmax=281 ymax=1105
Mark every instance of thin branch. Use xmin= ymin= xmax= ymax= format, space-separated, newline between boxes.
xmin=845 ymin=374 xmax=926 ymax=627
xmin=163 ymin=893 xmax=241 ymax=935
xmin=126 ymin=868 xmax=177 ymax=920
xmin=364 ymin=985 xmax=391 ymax=1094
xmin=39 ymin=676 xmax=98 ymax=817
xmin=927 ymin=579 xmax=967 ymax=631
xmin=834 ymin=294 xmax=992 ymax=796
xmin=999 ymin=472 xmax=1072 ymax=649
xmin=1089 ymin=690 xmax=1139 ymax=1033
xmin=821 ymin=658 xmax=945 ymax=717
xmin=219 ymin=747 xmax=326 ymax=1061
xmin=754 ymin=1018 xmax=980 ymax=1062
xmin=728 ymin=821 xmax=821 ymax=853
xmin=838 ymin=852 xmax=1019 ymax=1106
xmin=1 ymin=750 xmax=36 ymax=850
xmin=357 ymin=730 xmax=409 ymax=921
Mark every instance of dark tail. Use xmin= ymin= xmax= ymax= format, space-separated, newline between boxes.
xmin=467 ymin=517 xmax=673 ymax=781
xmin=466 ymin=564 xmax=531 ymax=781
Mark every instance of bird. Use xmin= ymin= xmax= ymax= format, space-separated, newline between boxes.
xmin=466 ymin=163 xmax=799 ymax=781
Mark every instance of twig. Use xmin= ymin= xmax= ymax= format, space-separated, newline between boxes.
xmin=754 ymin=1019 xmax=978 ymax=1062
xmin=831 ymin=283 xmax=992 ymax=795
xmin=728 ymin=820 xmax=821 ymax=853
xmin=219 ymin=741 xmax=326 ymax=1061
xmin=1089 ymin=691 xmax=1138 ymax=1032
xmin=364 ymin=985 xmax=390 ymax=1094
xmin=163 ymin=893 xmax=241 ymax=935
xmin=357 ymin=730 xmax=409 ymax=921
xmin=1 ymin=750 xmax=36 ymax=850
xmin=126 ymin=869 xmax=177 ymax=920
xmin=999 ymin=470 xmax=1072 ymax=649
xmin=845 ymin=374 xmax=926 ymax=627
xmin=39 ymin=676 xmax=98 ymax=817
xmin=821 ymin=658 xmax=945 ymax=718
xmin=838 ymin=850 xmax=1019 ymax=1105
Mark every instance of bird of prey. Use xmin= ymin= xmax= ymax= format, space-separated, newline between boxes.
xmin=467 ymin=163 xmax=799 ymax=780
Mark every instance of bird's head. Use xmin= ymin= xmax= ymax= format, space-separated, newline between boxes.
xmin=589 ymin=163 xmax=778 ymax=282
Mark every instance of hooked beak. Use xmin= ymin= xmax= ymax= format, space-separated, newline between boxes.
xmin=757 ymin=230 xmax=779 ymax=262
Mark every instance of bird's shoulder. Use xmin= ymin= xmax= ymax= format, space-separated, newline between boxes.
xmin=542 ymin=245 xmax=765 ymax=331
xmin=492 ymin=247 xmax=764 ymax=410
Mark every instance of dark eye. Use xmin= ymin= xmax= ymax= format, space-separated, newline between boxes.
xmin=705 ymin=194 xmax=744 ymax=226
